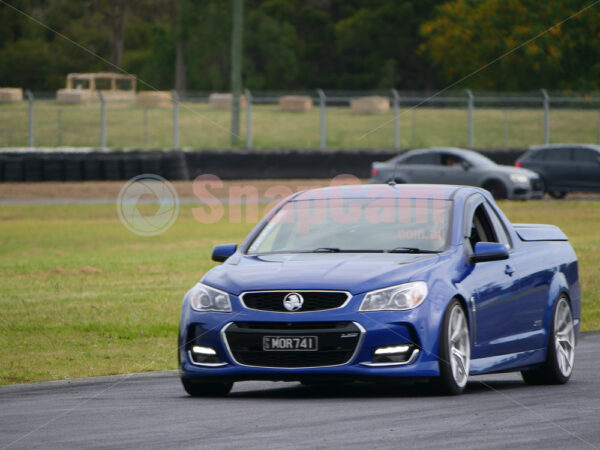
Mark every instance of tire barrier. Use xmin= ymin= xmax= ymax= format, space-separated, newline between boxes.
xmin=103 ymin=154 xmax=123 ymax=181
xmin=82 ymin=154 xmax=104 ymax=181
xmin=121 ymin=154 xmax=140 ymax=180
xmin=140 ymin=153 xmax=163 ymax=177
xmin=42 ymin=156 xmax=64 ymax=181
xmin=163 ymin=151 xmax=189 ymax=180
xmin=4 ymin=156 xmax=24 ymax=182
xmin=23 ymin=156 xmax=43 ymax=182
xmin=64 ymin=156 xmax=84 ymax=181
xmin=0 ymin=149 xmax=526 ymax=182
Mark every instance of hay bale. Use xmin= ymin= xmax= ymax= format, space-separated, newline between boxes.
xmin=0 ymin=88 xmax=23 ymax=103
xmin=101 ymin=90 xmax=136 ymax=102
xmin=350 ymin=96 xmax=390 ymax=114
xmin=136 ymin=91 xmax=172 ymax=108
xmin=56 ymin=89 xmax=93 ymax=104
xmin=279 ymin=95 xmax=313 ymax=112
xmin=209 ymin=92 xmax=246 ymax=110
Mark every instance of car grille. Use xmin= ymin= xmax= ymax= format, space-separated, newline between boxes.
xmin=240 ymin=291 xmax=349 ymax=312
xmin=223 ymin=321 xmax=363 ymax=368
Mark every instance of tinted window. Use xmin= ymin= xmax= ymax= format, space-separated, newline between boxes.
xmin=402 ymin=153 xmax=439 ymax=165
xmin=440 ymin=153 xmax=466 ymax=166
xmin=528 ymin=150 xmax=547 ymax=161
xmin=543 ymin=148 xmax=571 ymax=161
xmin=573 ymin=148 xmax=599 ymax=163
xmin=483 ymin=203 xmax=512 ymax=249
xmin=467 ymin=205 xmax=496 ymax=250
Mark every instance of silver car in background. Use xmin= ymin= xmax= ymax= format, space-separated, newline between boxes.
xmin=370 ymin=147 xmax=543 ymax=199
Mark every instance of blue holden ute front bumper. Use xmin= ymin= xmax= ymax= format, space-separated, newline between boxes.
xmin=178 ymin=287 xmax=440 ymax=383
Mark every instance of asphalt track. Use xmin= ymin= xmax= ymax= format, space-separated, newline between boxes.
xmin=2 ymin=333 xmax=599 ymax=450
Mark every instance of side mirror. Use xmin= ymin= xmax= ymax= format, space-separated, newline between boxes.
xmin=212 ymin=244 xmax=237 ymax=262
xmin=470 ymin=242 xmax=509 ymax=264
xmin=461 ymin=161 xmax=471 ymax=171
xmin=596 ymin=156 xmax=600 ymax=165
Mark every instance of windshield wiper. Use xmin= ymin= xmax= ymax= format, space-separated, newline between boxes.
xmin=312 ymin=247 xmax=341 ymax=252
xmin=387 ymin=247 xmax=440 ymax=254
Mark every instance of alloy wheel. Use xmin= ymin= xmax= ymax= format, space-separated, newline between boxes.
xmin=554 ymin=298 xmax=575 ymax=378
xmin=448 ymin=305 xmax=471 ymax=388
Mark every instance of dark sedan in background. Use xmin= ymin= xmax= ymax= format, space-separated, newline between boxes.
xmin=516 ymin=144 xmax=600 ymax=198
xmin=370 ymin=148 xmax=543 ymax=200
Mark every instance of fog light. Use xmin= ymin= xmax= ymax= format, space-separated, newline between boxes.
xmin=371 ymin=344 xmax=417 ymax=364
xmin=192 ymin=346 xmax=217 ymax=356
xmin=188 ymin=345 xmax=225 ymax=366
xmin=374 ymin=345 xmax=410 ymax=356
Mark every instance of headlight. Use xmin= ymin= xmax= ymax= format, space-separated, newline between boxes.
xmin=509 ymin=173 xmax=529 ymax=184
xmin=188 ymin=283 xmax=232 ymax=312
xmin=359 ymin=281 xmax=428 ymax=312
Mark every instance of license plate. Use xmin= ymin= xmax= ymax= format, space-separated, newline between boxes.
xmin=263 ymin=336 xmax=318 ymax=351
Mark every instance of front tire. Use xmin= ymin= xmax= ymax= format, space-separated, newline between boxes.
xmin=433 ymin=299 xmax=471 ymax=395
xmin=521 ymin=296 xmax=575 ymax=385
xmin=482 ymin=179 xmax=508 ymax=200
xmin=181 ymin=378 xmax=233 ymax=397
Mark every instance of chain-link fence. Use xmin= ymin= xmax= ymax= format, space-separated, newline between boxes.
xmin=1 ymin=90 xmax=599 ymax=150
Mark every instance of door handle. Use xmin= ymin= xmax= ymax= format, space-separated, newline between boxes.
xmin=504 ymin=265 xmax=515 ymax=276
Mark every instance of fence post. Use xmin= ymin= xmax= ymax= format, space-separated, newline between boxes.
xmin=317 ymin=89 xmax=326 ymax=150
xmin=541 ymin=89 xmax=549 ymax=145
xmin=597 ymin=110 xmax=600 ymax=145
xmin=503 ymin=109 xmax=508 ymax=150
xmin=98 ymin=90 xmax=106 ymax=149
xmin=57 ymin=109 xmax=62 ymax=147
xmin=25 ymin=90 xmax=34 ymax=148
xmin=244 ymin=88 xmax=253 ymax=150
xmin=411 ymin=108 xmax=416 ymax=147
xmin=465 ymin=89 xmax=474 ymax=149
xmin=172 ymin=89 xmax=179 ymax=150
xmin=143 ymin=108 xmax=148 ymax=148
xmin=391 ymin=89 xmax=400 ymax=150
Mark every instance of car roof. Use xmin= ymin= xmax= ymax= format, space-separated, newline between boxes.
xmin=528 ymin=144 xmax=600 ymax=152
xmin=293 ymin=184 xmax=490 ymax=201
xmin=400 ymin=147 xmax=478 ymax=157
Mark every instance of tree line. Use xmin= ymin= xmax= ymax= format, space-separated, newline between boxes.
xmin=1 ymin=0 xmax=598 ymax=93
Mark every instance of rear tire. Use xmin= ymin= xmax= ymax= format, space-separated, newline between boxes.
xmin=432 ymin=299 xmax=471 ymax=395
xmin=548 ymin=190 xmax=567 ymax=199
xmin=181 ymin=378 xmax=233 ymax=397
xmin=521 ymin=296 xmax=575 ymax=385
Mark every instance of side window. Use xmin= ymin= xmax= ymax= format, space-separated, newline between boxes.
xmin=483 ymin=203 xmax=512 ymax=249
xmin=402 ymin=153 xmax=439 ymax=165
xmin=573 ymin=148 xmax=598 ymax=163
xmin=529 ymin=150 xmax=546 ymax=161
xmin=545 ymin=148 xmax=571 ymax=162
xmin=441 ymin=153 xmax=465 ymax=167
xmin=467 ymin=204 xmax=497 ymax=250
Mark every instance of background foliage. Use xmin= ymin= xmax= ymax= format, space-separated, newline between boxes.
xmin=0 ymin=0 xmax=598 ymax=92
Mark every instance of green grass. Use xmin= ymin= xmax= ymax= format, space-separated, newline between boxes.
xmin=1 ymin=101 xmax=599 ymax=149
xmin=0 ymin=200 xmax=598 ymax=385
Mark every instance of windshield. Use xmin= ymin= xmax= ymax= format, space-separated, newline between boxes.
xmin=247 ymin=198 xmax=452 ymax=254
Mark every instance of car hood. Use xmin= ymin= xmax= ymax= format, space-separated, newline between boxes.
xmin=489 ymin=165 xmax=539 ymax=179
xmin=202 ymin=252 xmax=443 ymax=295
